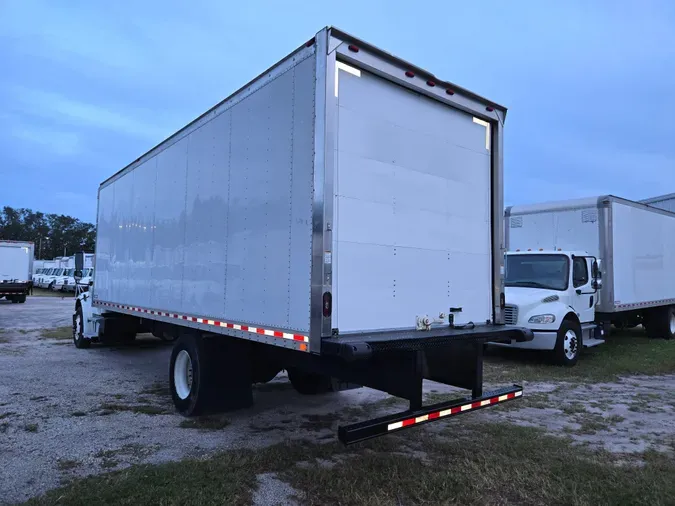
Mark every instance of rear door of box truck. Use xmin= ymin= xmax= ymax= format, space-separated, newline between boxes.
xmin=0 ymin=242 xmax=32 ymax=282
xmin=331 ymin=52 xmax=496 ymax=333
xmin=611 ymin=199 xmax=675 ymax=311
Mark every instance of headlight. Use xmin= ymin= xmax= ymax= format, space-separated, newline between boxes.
xmin=529 ymin=314 xmax=556 ymax=324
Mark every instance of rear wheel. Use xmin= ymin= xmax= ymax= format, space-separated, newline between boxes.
xmin=553 ymin=320 xmax=581 ymax=366
xmin=170 ymin=334 xmax=253 ymax=416
xmin=645 ymin=306 xmax=675 ymax=340
xmin=18 ymin=295 xmax=26 ymax=304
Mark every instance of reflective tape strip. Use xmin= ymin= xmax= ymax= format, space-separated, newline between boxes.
xmin=386 ymin=390 xmax=522 ymax=432
xmin=96 ymin=302 xmax=309 ymax=343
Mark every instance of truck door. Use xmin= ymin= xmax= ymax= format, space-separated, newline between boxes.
xmin=572 ymin=256 xmax=594 ymax=323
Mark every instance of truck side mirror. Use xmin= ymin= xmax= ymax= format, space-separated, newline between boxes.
xmin=591 ymin=279 xmax=602 ymax=290
xmin=74 ymin=252 xmax=84 ymax=283
xmin=591 ymin=259 xmax=602 ymax=279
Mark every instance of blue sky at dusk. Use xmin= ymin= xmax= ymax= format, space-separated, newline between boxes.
xmin=1 ymin=0 xmax=673 ymax=223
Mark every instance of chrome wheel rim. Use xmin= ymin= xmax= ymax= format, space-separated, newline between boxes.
xmin=73 ymin=313 xmax=82 ymax=342
xmin=670 ymin=313 xmax=675 ymax=335
xmin=174 ymin=350 xmax=193 ymax=400
xmin=564 ymin=330 xmax=578 ymax=360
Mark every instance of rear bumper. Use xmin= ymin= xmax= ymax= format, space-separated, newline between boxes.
xmin=0 ymin=282 xmax=31 ymax=295
xmin=490 ymin=330 xmax=557 ymax=351
xmin=339 ymin=385 xmax=523 ymax=445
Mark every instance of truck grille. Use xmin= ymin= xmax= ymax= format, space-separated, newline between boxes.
xmin=504 ymin=305 xmax=518 ymax=325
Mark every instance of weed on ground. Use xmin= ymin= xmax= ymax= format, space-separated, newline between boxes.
xmin=25 ymin=422 xmax=675 ymax=506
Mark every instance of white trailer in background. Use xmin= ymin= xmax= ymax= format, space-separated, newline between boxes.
xmin=499 ymin=196 xmax=675 ymax=365
xmin=641 ymin=193 xmax=675 ymax=213
xmin=0 ymin=240 xmax=33 ymax=303
xmin=73 ymin=26 xmax=531 ymax=444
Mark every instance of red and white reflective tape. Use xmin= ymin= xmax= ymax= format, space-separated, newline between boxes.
xmin=96 ymin=302 xmax=309 ymax=343
xmin=387 ymin=390 xmax=522 ymax=431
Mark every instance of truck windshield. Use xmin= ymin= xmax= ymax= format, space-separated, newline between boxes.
xmin=505 ymin=254 xmax=569 ymax=291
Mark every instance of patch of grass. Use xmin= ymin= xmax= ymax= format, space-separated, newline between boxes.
xmin=57 ymin=459 xmax=81 ymax=471
xmin=561 ymin=402 xmax=588 ymax=415
xmin=24 ymin=423 xmax=38 ymax=433
xmin=26 ymin=422 xmax=675 ymax=506
xmin=98 ymin=403 xmax=168 ymax=416
xmin=0 ymin=422 xmax=8 ymax=433
xmin=95 ymin=444 xmax=153 ymax=461
xmin=39 ymin=326 xmax=72 ymax=340
xmin=572 ymin=413 xmax=608 ymax=435
xmin=606 ymin=414 xmax=626 ymax=424
xmin=0 ymin=347 xmax=26 ymax=356
xmin=32 ymin=288 xmax=73 ymax=298
xmin=485 ymin=328 xmax=675 ymax=383
xmin=101 ymin=459 xmax=118 ymax=469
xmin=71 ymin=411 xmax=87 ymax=417
xmin=299 ymin=414 xmax=336 ymax=431
xmin=139 ymin=383 xmax=170 ymax=397
xmin=179 ymin=417 xmax=230 ymax=431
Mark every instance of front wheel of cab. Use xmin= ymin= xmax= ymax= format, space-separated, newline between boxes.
xmin=553 ymin=320 xmax=582 ymax=367
xmin=73 ymin=304 xmax=91 ymax=349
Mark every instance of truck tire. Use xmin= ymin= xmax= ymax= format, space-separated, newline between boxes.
xmin=170 ymin=334 xmax=253 ymax=416
xmin=553 ymin=319 xmax=582 ymax=366
xmin=646 ymin=306 xmax=675 ymax=340
xmin=73 ymin=305 xmax=91 ymax=349
xmin=287 ymin=368 xmax=333 ymax=395
xmin=18 ymin=295 xmax=26 ymax=304
xmin=170 ymin=334 xmax=217 ymax=416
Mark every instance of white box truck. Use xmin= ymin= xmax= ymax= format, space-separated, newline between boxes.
xmin=499 ymin=196 xmax=675 ymax=365
xmin=73 ymin=27 xmax=531 ymax=444
xmin=0 ymin=240 xmax=33 ymax=303
xmin=641 ymin=193 xmax=675 ymax=213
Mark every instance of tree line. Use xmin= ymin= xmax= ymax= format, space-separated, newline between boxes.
xmin=0 ymin=206 xmax=96 ymax=260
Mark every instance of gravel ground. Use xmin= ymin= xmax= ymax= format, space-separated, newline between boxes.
xmin=1 ymin=297 xmax=674 ymax=504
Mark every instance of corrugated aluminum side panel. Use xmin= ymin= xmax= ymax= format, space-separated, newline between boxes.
xmin=93 ymin=46 xmax=316 ymax=341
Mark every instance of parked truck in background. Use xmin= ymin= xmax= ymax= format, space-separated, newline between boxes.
xmin=496 ymin=196 xmax=675 ymax=365
xmin=0 ymin=240 xmax=33 ymax=303
xmin=33 ymin=259 xmax=57 ymax=287
xmin=641 ymin=192 xmax=675 ymax=213
xmin=73 ymin=27 xmax=531 ymax=443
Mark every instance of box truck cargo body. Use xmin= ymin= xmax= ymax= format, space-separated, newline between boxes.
xmin=0 ymin=240 xmax=33 ymax=302
xmin=74 ymin=27 xmax=530 ymax=443
xmin=641 ymin=193 xmax=675 ymax=213
xmin=500 ymin=196 xmax=675 ymax=364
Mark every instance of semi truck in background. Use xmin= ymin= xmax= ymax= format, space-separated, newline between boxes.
xmin=0 ymin=240 xmax=33 ymax=303
xmin=73 ymin=27 xmax=531 ymax=444
xmin=497 ymin=196 xmax=675 ymax=365
xmin=641 ymin=193 xmax=675 ymax=213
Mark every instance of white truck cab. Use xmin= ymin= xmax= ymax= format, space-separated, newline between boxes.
xmin=497 ymin=250 xmax=604 ymax=365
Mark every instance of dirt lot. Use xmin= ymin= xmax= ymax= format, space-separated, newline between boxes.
xmin=1 ymin=297 xmax=674 ymax=505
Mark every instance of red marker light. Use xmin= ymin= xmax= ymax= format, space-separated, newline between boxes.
xmin=445 ymin=89 xmax=455 ymax=95
xmin=426 ymin=80 xmax=436 ymax=87
xmin=405 ymin=71 xmax=415 ymax=78
xmin=322 ymin=292 xmax=332 ymax=318
xmin=348 ymin=44 xmax=359 ymax=52
xmin=486 ymin=106 xmax=494 ymax=112
xmin=305 ymin=38 xmax=315 ymax=47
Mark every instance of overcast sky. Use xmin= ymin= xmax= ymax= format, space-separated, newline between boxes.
xmin=1 ymin=0 xmax=673 ymax=223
